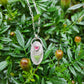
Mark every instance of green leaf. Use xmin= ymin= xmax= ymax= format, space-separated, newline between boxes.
xmin=41 ymin=78 xmax=45 ymax=84
xmin=38 ymin=5 xmax=46 ymax=11
xmin=41 ymin=60 xmax=51 ymax=64
xmin=49 ymin=66 xmax=55 ymax=76
xmin=72 ymin=25 xmax=79 ymax=33
xmin=22 ymin=30 xmax=30 ymax=33
xmin=11 ymin=43 xmax=22 ymax=50
xmin=2 ymin=47 xmax=12 ymax=51
xmin=77 ymin=22 xmax=84 ymax=25
xmin=34 ymin=14 xmax=40 ymax=22
xmin=71 ymin=14 xmax=78 ymax=22
xmin=0 ymin=43 xmax=3 ymax=50
xmin=25 ymin=37 xmax=32 ymax=49
xmin=41 ymin=38 xmax=47 ymax=49
xmin=69 ymin=66 xmax=77 ymax=77
xmin=21 ymin=14 xmax=25 ymax=24
xmin=7 ymin=62 xmax=12 ymax=76
xmin=50 ymin=78 xmax=67 ymax=84
xmin=77 ymin=61 xmax=84 ymax=67
xmin=68 ymin=3 xmax=84 ymax=10
xmin=16 ymin=30 xmax=24 ymax=48
xmin=1 ymin=37 xmax=12 ymax=42
xmin=0 ymin=79 xmax=6 ymax=84
xmin=48 ymin=7 xmax=56 ymax=12
xmin=34 ymin=74 xmax=39 ymax=80
xmin=11 ymin=77 xmax=20 ymax=84
xmin=6 ymin=79 xmax=9 ymax=84
xmin=79 ymin=50 xmax=84 ymax=59
xmin=30 ymin=79 xmax=35 ymax=82
xmin=19 ymin=73 xmax=24 ymax=82
xmin=45 ymin=27 xmax=56 ymax=34
xmin=67 ymin=48 xmax=72 ymax=62
xmin=43 ymin=43 xmax=54 ymax=60
xmin=9 ymin=53 xmax=24 ymax=58
xmin=38 ymin=66 xmax=43 ymax=71
xmin=61 ymin=34 xmax=67 ymax=40
xmin=0 ymin=25 xmax=10 ymax=34
xmin=44 ymin=50 xmax=51 ymax=60
xmin=75 ymin=45 xmax=80 ymax=59
xmin=8 ymin=0 xmax=20 ymax=3
xmin=62 ymin=57 xmax=68 ymax=64
xmin=38 ymin=0 xmax=48 ymax=2
xmin=20 ymin=0 xmax=25 ymax=8
xmin=43 ymin=23 xmax=54 ymax=27
xmin=46 ymin=81 xmax=52 ymax=84
xmin=0 ymin=61 xmax=8 ymax=72
xmin=73 ymin=63 xmax=81 ymax=72
xmin=0 ymin=12 xmax=3 ymax=25
xmin=49 ymin=38 xmax=58 ymax=43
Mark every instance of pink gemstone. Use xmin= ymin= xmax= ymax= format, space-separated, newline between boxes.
xmin=34 ymin=46 xmax=39 ymax=50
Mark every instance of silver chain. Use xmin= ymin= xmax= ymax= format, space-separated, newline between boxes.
xmin=32 ymin=0 xmax=40 ymax=34
xmin=26 ymin=0 xmax=40 ymax=36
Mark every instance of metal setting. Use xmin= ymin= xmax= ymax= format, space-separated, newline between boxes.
xmin=31 ymin=37 xmax=43 ymax=65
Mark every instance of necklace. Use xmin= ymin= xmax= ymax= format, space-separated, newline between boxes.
xmin=26 ymin=0 xmax=43 ymax=65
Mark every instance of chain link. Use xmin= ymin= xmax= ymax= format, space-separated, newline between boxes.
xmin=26 ymin=0 xmax=40 ymax=36
xmin=26 ymin=0 xmax=35 ymax=35
xmin=32 ymin=0 xmax=40 ymax=34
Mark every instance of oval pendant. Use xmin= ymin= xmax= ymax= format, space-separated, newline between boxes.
xmin=31 ymin=38 xmax=43 ymax=65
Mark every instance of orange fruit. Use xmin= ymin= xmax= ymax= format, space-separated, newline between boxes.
xmin=20 ymin=58 xmax=31 ymax=71
xmin=72 ymin=80 xmax=75 ymax=84
xmin=75 ymin=36 xmax=81 ymax=43
xmin=55 ymin=50 xmax=63 ymax=60
xmin=10 ymin=32 xmax=15 ymax=36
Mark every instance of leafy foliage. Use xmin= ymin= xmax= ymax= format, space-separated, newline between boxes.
xmin=0 ymin=0 xmax=84 ymax=84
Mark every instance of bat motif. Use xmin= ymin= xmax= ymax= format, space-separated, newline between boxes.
xmin=31 ymin=41 xmax=43 ymax=65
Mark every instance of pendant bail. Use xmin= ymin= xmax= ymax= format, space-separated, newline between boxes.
xmin=35 ymin=34 xmax=38 ymax=38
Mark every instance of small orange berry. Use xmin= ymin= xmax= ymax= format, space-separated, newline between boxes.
xmin=8 ymin=18 xmax=12 ymax=20
xmin=74 ymin=36 xmax=81 ymax=43
xmin=55 ymin=50 xmax=63 ymax=60
xmin=72 ymin=80 xmax=75 ymax=84
xmin=10 ymin=32 xmax=15 ymax=36
xmin=20 ymin=58 xmax=31 ymax=71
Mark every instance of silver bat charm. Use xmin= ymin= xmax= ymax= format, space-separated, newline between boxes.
xmin=31 ymin=37 xmax=43 ymax=65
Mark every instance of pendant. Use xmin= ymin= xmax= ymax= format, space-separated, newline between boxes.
xmin=31 ymin=36 xmax=43 ymax=65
